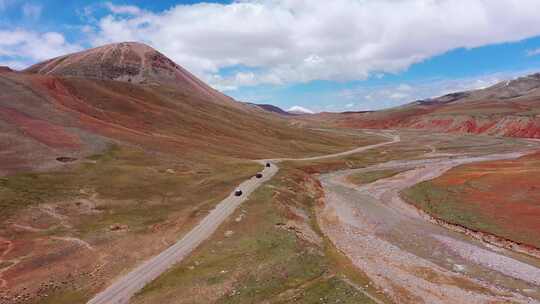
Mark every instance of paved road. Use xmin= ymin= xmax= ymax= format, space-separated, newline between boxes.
xmin=88 ymin=131 xmax=397 ymax=304
xmin=318 ymin=149 xmax=540 ymax=303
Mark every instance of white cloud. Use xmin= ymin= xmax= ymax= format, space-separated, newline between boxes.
xmin=287 ymin=105 xmax=315 ymax=114
xmin=88 ymin=0 xmax=540 ymax=90
xmin=389 ymin=92 xmax=409 ymax=100
xmin=0 ymin=30 xmax=81 ymax=69
xmin=527 ymin=48 xmax=540 ymax=57
xmin=104 ymin=2 xmax=142 ymax=15
xmin=396 ymin=84 xmax=413 ymax=92
xmin=22 ymin=3 xmax=42 ymax=20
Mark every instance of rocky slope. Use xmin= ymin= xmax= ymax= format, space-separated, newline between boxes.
xmin=24 ymin=42 xmax=235 ymax=106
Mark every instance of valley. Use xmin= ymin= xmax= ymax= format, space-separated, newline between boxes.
xmin=0 ymin=42 xmax=539 ymax=304
xmin=130 ymin=130 xmax=540 ymax=304
xmin=318 ymin=136 xmax=540 ymax=303
xmin=306 ymin=74 xmax=540 ymax=139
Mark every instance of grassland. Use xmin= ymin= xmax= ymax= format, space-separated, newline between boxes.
xmin=132 ymin=167 xmax=389 ymax=304
xmin=0 ymin=143 xmax=264 ymax=304
xmin=3 ymin=128 xmax=533 ymax=304
xmin=128 ymin=130 xmax=539 ymax=304
xmin=402 ymin=151 xmax=540 ymax=249
xmin=0 ymin=124 xmax=384 ymax=304
xmin=346 ymin=169 xmax=408 ymax=186
xmin=1 ymin=144 xmax=260 ymax=232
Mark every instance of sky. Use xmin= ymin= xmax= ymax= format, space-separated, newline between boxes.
xmin=2 ymin=0 xmax=540 ymax=112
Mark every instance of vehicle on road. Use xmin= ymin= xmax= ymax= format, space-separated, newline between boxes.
xmin=87 ymin=132 xmax=399 ymax=304
xmin=256 ymin=173 xmax=263 ymax=178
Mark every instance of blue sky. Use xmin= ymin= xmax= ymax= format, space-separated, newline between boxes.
xmin=2 ymin=0 xmax=540 ymax=112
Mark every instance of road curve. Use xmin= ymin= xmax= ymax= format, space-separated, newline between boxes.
xmin=88 ymin=131 xmax=398 ymax=304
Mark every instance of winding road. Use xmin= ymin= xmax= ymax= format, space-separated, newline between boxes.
xmin=88 ymin=131 xmax=399 ymax=304
xmin=318 ymin=145 xmax=540 ymax=303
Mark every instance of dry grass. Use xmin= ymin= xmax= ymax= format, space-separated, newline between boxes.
xmin=0 ymin=144 xmax=262 ymax=304
xmin=132 ymin=167 xmax=381 ymax=304
xmin=0 ymin=72 xmax=385 ymax=303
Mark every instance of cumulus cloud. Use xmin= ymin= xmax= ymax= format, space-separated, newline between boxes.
xmin=0 ymin=30 xmax=81 ymax=69
xmin=88 ymin=0 xmax=540 ymax=89
xmin=389 ymin=92 xmax=409 ymax=100
xmin=104 ymin=2 xmax=142 ymax=15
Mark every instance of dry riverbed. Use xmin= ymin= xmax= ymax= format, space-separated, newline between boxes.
xmin=318 ymin=151 xmax=540 ymax=303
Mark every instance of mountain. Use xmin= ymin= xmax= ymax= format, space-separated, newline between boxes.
xmin=0 ymin=66 xmax=13 ymax=73
xmin=0 ymin=42 xmax=364 ymax=303
xmin=246 ymin=103 xmax=293 ymax=116
xmin=316 ymin=73 xmax=540 ymax=138
xmin=0 ymin=42 xmax=356 ymax=175
xmin=287 ymin=106 xmax=315 ymax=115
xmin=23 ymin=42 xmax=235 ymax=106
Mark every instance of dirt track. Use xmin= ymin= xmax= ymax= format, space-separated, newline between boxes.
xmin=318 ymin=146 xmax=540 ymax=303
xmin=88 ymin=132 xmax=398 ymax=304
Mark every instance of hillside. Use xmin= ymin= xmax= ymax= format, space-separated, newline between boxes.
xmin=23 ymin=42 xmax=236 ymax=106
xmin=0 ymin=42 xmax=377 ymax=304
xmin=246 ymin=103 xmax=293 ymax=116
xmin=311 ymin=73 xmax=540 ymax=138
xmin=1 ymin=42 xmax=367 ymax=175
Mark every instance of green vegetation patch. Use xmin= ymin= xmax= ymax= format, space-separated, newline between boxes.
xmin=402 ymin=181 xmax=501 ymax=235
xmin=285 ymin=142 xmax=426 ymax=175
xmin=347 ymin=169 xmax=408 ymax=185
xmin=133 ymin=168 xmax=381 ymax=304
xmin=0 ymin=144 xmax=261 ymax=235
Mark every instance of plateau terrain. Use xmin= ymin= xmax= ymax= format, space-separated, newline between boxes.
xmin=307 ymin=74 xmax=540 ymax=138
xmin=0 ymin=42 xmax=539 ymax=304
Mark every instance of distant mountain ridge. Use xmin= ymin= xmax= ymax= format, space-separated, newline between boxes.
xmin=415 ymin=73 xmax=540 ymax=105
xmin=247 ymin=103 xmax=318 ymax=116
xmin=246 ymin=103 xmax=293 ymax=116
xmin=0 ymin=66 xmax=13 ymax=73
xmin=314 ymin=72 xmax=540 ymax=138
xmin=287 ymin=106 xmax=315 ymax=115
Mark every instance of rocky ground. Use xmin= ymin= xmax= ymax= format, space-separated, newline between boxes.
xmin=317 ymin=141 xmax=540 ymax=303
